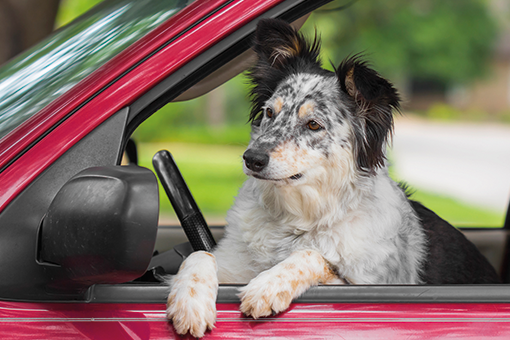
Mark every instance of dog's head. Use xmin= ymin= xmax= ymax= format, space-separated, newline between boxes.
xmin=243 ymin=19 xmax=400 ymax=188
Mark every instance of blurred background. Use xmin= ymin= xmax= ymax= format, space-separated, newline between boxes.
xmin=2 ymin=0 xmax=509 ymax=226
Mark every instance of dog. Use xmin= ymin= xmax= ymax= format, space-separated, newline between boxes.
xmin=166 ymin=18 xmax=500 ymax=338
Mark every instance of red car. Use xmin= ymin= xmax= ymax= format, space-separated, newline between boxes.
xmin=0 ymin=0 xmax=509 ymax=338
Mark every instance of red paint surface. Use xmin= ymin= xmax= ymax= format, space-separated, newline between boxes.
xmin=0 ymin=0 xmax=283 ymax=212
xmin=1 ymin=301 xmax=510 ymax=339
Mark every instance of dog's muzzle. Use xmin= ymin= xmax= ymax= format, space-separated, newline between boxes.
xmin=243 ymin=149 xmax=269 ymax=173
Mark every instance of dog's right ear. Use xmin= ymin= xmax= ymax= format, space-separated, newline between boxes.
xmin=248 ymin=19 xmax=322 ymax=126
xmin=336 ymin=56 xmax=400 ymax=174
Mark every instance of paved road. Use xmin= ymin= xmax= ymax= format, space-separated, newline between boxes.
xmin=392 ymin=117 xmax=510 ymax=213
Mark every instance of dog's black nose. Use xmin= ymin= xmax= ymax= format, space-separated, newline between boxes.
xmin=243 ymin=149 xmax=269 ymax=172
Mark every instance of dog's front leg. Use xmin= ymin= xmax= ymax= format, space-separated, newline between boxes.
xmin=166 ymin=251 xmax=218 ymax=338
xmin=238 ymin=249 xmax=338 ymax=319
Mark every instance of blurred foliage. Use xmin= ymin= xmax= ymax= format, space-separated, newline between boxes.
xmin=134 ymin=121 xmax=251 ymax=145
xmin=501 ymin=110 xmax=510 ymax=124
xmin=57 ymin=0 xmax=500 ymax=138
xmin=137 ymin=142 xmax=247 ymax=219
xmin=56 ymin=0 xmax=104 ymax=28
xmin=425 ymin=103 xmax=493 ymax=122
xmin=303 ymin=0 xmax=498 ymax=86
xmin=426 ymin=103 xmax=463 ymax=121
xmin=133 ymin=73 xmax=254 ymax=143
xmin=410 ymin=189 xmax=503 ymax=227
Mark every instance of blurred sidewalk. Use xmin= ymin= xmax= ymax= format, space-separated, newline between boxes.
xmin=392 ymin=116 xmax=510 ymax=213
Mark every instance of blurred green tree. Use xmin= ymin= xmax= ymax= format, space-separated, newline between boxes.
xmin=304 ymin=0 xmax=498 ymax=87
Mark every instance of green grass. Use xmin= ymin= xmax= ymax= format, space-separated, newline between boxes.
xmin=408 ymin=190 xmax=503 ymax=227
xmin=138 ymin=142 xmax=504 ymax=227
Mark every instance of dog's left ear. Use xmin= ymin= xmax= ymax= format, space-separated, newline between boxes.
xmin=252 ymin=18 xmax=320 ymax=70
xmin=336 ymin=56 xmax=400 ymax=173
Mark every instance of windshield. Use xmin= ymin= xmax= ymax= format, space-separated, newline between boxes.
xmin=0 ymin=0 xmax=193 ymax=140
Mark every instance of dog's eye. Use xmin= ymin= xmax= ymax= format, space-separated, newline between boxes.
xmin=307 ymin=120 xmax=322 ymax=131
xmin=266 ymin=108 xmax=274 ymax=119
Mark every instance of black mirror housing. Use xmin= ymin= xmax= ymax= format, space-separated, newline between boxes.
xmin=38 ymin=165 xmax=159 ymax=292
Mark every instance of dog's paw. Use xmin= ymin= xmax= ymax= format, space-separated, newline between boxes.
xmin=166 ymin=251 xmax=218 ymax=338
xmin=238 ymin=249 xmax=340 ymax=319
xmin=238 ymin=268 xmax=293 ymax=319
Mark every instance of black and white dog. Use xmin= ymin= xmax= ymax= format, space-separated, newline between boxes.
xmin=166 ymin=19 xmax=500 ymax=338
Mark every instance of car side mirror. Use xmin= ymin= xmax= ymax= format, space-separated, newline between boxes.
xmin=37 ymin=165 xmax=159 ymax=293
